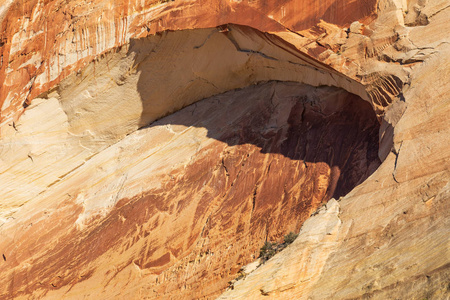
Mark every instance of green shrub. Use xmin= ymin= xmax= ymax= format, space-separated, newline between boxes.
xmin=259 ymin=241 xmax=277 ymax=261
xmin=284 ymin=232 xmax=298 ymax=244
xmin=259 ymin=232 xmax=298 ymax=263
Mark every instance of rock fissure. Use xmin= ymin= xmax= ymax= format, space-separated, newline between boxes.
xmin=392 ymin=140 xmax=403 ymax=183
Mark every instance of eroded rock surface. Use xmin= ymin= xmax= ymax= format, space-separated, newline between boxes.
xmin=0 ymin=82 xmax=380 ymax=298
xmin=0 ymin=23 xmax=370 ymax=219
xmin=0 ymin=0 xmax=449 ymax=299
xmin=0 ymin=0 xmax=377 ymax=127
xmin=219 ymin=1 xmax=450 ymax=298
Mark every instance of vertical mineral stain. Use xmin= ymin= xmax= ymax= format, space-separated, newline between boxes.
xmin=0 ymin=82 xmax=380 ymax=298
xmin=1 ymin=0 xmax=448 ymax=298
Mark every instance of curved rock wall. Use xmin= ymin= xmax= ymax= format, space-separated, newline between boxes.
xmin=0 ymin=0 xmax=449 ymax=299
xmin=219 ymin=0 xmax=450 ymax=299
xmin=0 ymin=0 xmax=377 ymax=128
xmin=0 ymin=81 xmax=380 ymax=299
xmin=0 ymin=24 xmax=370 ymax=219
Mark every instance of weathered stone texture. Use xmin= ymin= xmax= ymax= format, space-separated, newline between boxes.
xmin=0 ymin=0 xmax=449 ymax=299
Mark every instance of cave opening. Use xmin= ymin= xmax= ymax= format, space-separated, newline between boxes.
xmin=2 ymin=26 xmax=382 ymax=299
xmin=144 ymin=80 xmax=381 ymax=244
xmin=151 ymin=80 xmax=380 ymax=203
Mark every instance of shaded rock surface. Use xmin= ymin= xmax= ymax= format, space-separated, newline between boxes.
xmin=0 ymin=81 xmax=380 ymax=298
xmin=0 ymin=0 xmax=449 ymax=299
xmin=219 ymin=1 xmax=450 ymax=298
xmin=0 ymin=23 xmax=369 ymax=220
xmin=0 ymin=0 xmax=377 ymax=127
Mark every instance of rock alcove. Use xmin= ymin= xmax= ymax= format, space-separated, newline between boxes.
xmin=0 ymin=24 xmax=382 ymax=299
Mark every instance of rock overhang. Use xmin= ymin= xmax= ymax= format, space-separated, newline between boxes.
xmin=2 ymin=0 xmax=448 ymax=298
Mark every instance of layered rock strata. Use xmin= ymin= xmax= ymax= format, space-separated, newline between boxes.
xmin=0 ymin=82 xmax=380 ymax=298
xmin=0 ymin=0 xmax=449 ymax=299
xmin=0 ymin=0 xmax=377 ymax=127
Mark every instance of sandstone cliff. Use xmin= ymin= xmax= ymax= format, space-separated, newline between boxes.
xmin=0 ymin=0 xmax=448 ymax=299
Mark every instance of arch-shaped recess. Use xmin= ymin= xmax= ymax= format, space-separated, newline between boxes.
xmin=54 ymin=24 xmax=370 ymax=148
xmin=0 ymin=80 xmax=381 ymax=299
xmin=0 ymin=24 xmax=376 ymax=220
xmin=0 ymin=24 xmax=381 ymax=299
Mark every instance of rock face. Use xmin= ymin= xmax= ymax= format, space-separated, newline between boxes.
xmin=218 ymin=1 xmax=450 ymax=298
xmin=0 ymin=0 xmax=377 ymax=127
xmin=0 ymin=81 xmax=381 ymax=299
xmin=0 ymin=23 xmax=371 ymax=220
xmin=0 ymin=0 xmax=449 ymax=299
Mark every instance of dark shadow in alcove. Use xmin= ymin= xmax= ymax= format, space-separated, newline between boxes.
xmin=129 ymin=24 xmax=381 ymax=201
xmin=137 ymin=80 xmax=380 ymax=200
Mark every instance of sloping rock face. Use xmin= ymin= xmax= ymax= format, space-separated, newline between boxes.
xmin=0 ymin=82 xmax=380 ymax=299
xmin=219 ymin=1 xmax=450 ymax=299
xmin=0 ymin=0 xmax=449 ymax=299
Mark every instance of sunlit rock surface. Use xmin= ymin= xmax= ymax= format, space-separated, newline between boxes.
xmin=0 ymin=0 xmax=377 ymax=126
xmin=0 ymin=81 xmax=381 ymax=298
xmin=0 ymin=0 xmax=449 ymax=299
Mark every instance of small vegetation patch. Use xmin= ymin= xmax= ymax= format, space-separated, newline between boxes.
xmin=227 ymin=231 xmax=299 ymax=290
xmin=283 ymin=231 xmax=298 ymax=244
xmin=259 ymin=231 xmax=298 ymax=263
